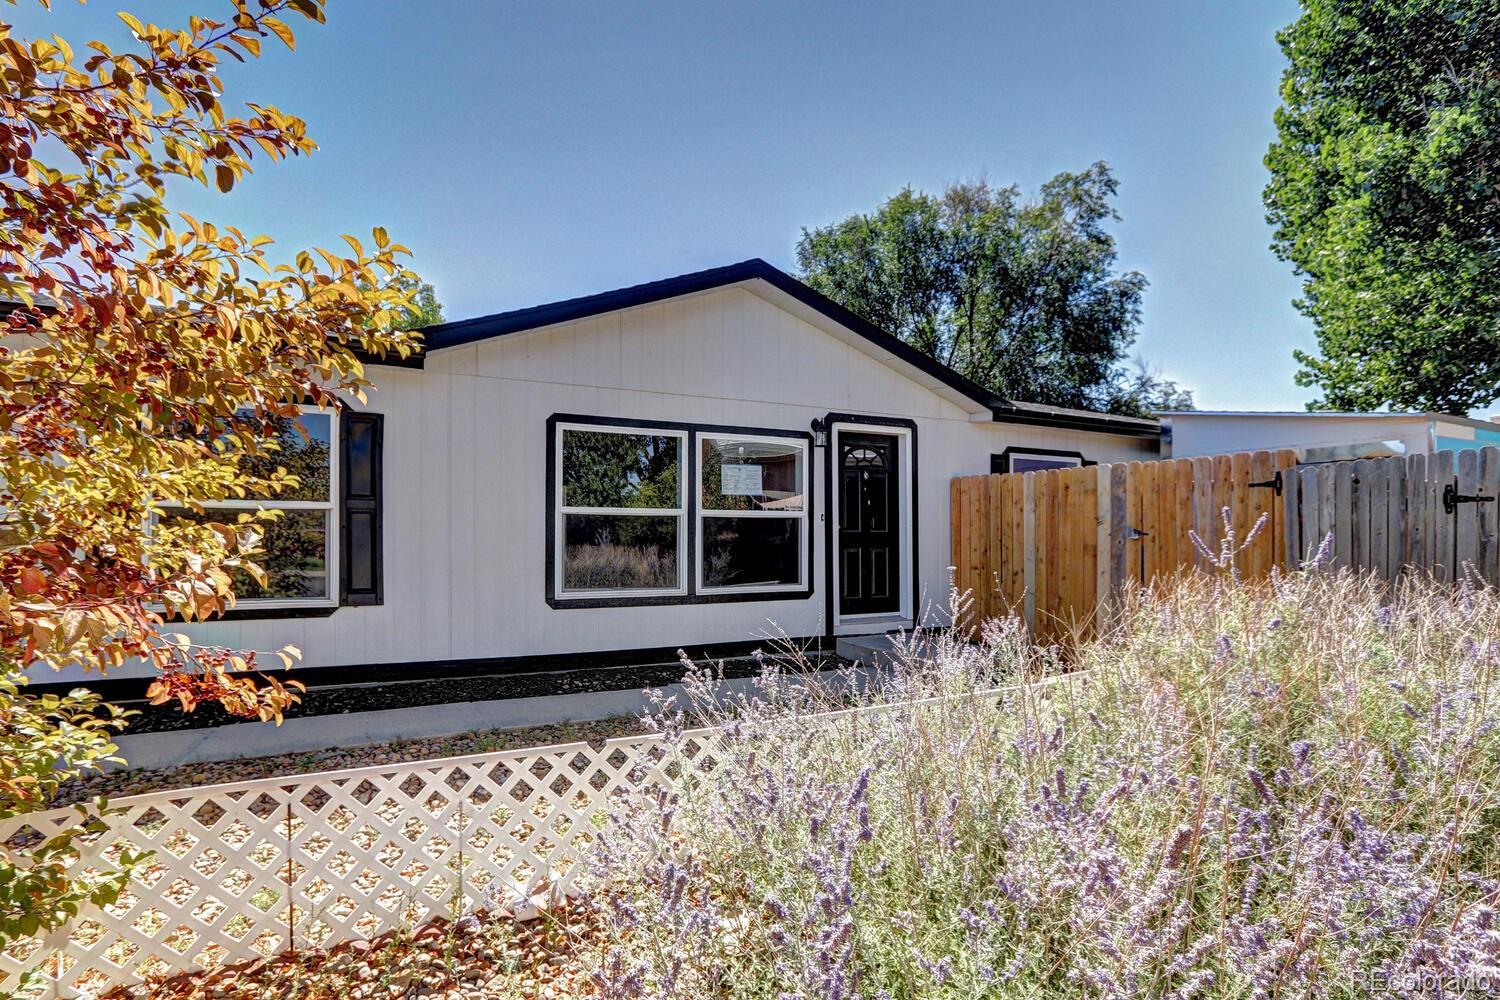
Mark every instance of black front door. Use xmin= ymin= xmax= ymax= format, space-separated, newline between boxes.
xmin=838 ymin=432 xmax=900 ymax=615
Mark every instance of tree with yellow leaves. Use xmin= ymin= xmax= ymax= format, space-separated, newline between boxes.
xmin=0 ymin=0 xmax=422 ymax=955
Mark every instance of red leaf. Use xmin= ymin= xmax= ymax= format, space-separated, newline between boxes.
xmin=17 ymin=567 xmax=46 ymax=595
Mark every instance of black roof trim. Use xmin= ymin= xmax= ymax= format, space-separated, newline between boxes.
xmin=991 ymin=400 xmax=1160 ymax=436
xmin=421 ymin=258 xmax=1159 ymax=437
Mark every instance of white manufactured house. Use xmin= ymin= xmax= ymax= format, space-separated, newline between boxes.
xmin=44 ymin=260 xmax=1161 ymax=688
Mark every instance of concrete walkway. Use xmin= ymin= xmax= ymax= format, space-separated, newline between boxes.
xmin=113 ymin=666 xmax=855 ymax=772
xmin=835 ymin=630 xmax=939 ymax=666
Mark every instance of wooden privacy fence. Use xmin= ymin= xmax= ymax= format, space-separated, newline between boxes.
xmin=949 ymin=449 xmax=1299 ymax=642
xmin=952 ymin=446 xmax=1500 ymax=642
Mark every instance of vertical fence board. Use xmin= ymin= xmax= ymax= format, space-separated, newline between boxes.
xmin=1314 ymin=464 xmax=1338 ymax=566
xmin=1212 ymin=454 xmax=1233 ymax=556
xmin=1333 ymin=462 xmax=1353 ymax=569
xmin=1109 ymin=462 xmax=1129 ymax=595
xmin=1175 ymin=458 xmax=1195 ymax=574
xmin=1480 ymin=447 xmax=1500 ymax=588
xmin=1369 ymin=460 xmax=1389 ymax=580
xmin=1056 ymin=469 xmax=1074 ymax=638
xmin=1191 ymin=456 xmax=1214 ymax=568
xmin=1387 ymin=456 xmax=1407 ymax=578
xmin=1408 ymin=452 xmax=1427 ymax=572
xmin=1457 ymin=449 xmax=1480 ymax=581
xmin=1014 ymin=473 xmax=1026 ymax=614
xmin=1094 ymin=464 xmax=1111 ymax=619
xmin=1283 ymin=460 xmax=1301 ymax=570
xmin=1433 ymin=450 xmax=1456 ymax=583
xmin=1037 ymin=470 xmax=1052 ymax=638
xmin=1297 ymin=465 xmax=1319 ymax=565
xmin=1274 ymin=449 xmax=1299 ymax=569
xmin=1022 ymin=472 xmax=1037 ymax=632
xmin=1351 ymin=459 xmax=1371 ymax=572
xmin=1248 ymin=450 xmax=1273 ymax=577
xmin=1126 ymin=462 xmax=1144 ymax=589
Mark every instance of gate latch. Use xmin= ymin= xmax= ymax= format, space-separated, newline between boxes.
xmin=1249 ymin=470 xmax=1283 ymax=496
xmin=1443 ymin=482 xmax=1496 ymax=515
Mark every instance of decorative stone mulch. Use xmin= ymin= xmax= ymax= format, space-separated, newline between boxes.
xmin=111 ymin=902 xmax=608 ymax=1000
xmin=118 ymin=653 xmax=827 ymax=734
xmin=54 ymin=716 xmax=648 ymax=806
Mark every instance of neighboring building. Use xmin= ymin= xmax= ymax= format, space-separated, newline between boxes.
xmin=1157 ymin=410 xmax=1500 ymax=463
xmin=40 ymin=259 xmax=1163 ymax=687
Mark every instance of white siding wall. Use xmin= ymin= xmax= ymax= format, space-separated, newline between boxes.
xmin=1164 ymin=414 xmax=1432 ymax=459
xmin=44 ymin=288 xmax=1156 ymax=682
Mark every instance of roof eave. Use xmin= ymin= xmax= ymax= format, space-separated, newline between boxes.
xmin=992 ymin=403 xmax=1161 ymax=437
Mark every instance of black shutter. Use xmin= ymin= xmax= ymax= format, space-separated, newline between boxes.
xmin=340 ymin=412 xmax=384 ymax=606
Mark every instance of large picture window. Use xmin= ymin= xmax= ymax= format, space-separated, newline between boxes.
xmin=555 ymin=424 xmax=687 ymax=597
xmin=159 ymin=409 xmax=338 ymax=609
xmin=698 ymin=435 xmax=808 ymax=592
xmin=547 ymin=416 xmax=812 ymax=606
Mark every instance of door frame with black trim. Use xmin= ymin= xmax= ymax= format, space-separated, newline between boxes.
xmin=824 ymin=415 xmax=917 ymax=635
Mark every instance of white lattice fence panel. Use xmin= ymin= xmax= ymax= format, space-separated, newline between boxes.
xmin=1 ymin=729 xmax=725 ymax=998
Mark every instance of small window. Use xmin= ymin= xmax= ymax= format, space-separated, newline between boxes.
xmin=556 ymin=424 xmax=687 ymax=597
xmin=698 ymin=435 xmax=808 ymax=592
xmin=158 ymin=409 xmax=338 ymax=608
xmin=994 ymin=449 xmax=1085 ymax=475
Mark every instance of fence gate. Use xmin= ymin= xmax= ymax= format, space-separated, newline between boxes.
xmin=1282 ymin=446 xmax=1500 ymax=586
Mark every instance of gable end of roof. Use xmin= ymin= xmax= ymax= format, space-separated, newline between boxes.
xmin=420 ymin=259 xmax=1159 ymax=437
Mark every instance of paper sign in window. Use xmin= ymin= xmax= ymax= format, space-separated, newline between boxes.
xmin=720 ymin=463 xmax=763 ymax=496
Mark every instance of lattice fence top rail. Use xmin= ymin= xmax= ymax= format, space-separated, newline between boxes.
xmin=2 ymin=728 xmax=725 ymax=999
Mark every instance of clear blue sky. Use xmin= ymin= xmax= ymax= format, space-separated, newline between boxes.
xmin=19 ymin=0 xmax=1332 ymax=412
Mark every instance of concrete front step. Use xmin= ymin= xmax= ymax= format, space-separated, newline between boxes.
xmin=835 ymin=631 xmax=940 ymax=666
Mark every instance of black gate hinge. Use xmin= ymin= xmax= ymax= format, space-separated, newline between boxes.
xmin=1249 ymin=470 xmax=1283 ymax=496
xmin=1443 ymin=481 xmax=1496 ymax=515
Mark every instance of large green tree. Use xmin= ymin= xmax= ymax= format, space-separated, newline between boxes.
xmin=795 ymin=163 xmax=1190 ymax=416
xmin=1266 ymin=0 xmax=1500 ymax=412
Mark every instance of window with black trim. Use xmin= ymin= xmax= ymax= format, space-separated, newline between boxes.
xmin=158 ymin=408 xmax=339 ymax=609
xmin=698 ymin=435 xmax=808 ymax=592
xmin=554 ymin=423 xmax=687 ymax=597
xmin=993 ymin=448 xmax=1085 ymax=474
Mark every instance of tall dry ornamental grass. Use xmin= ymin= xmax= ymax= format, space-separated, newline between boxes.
xmin=579 ymin=571 xmax=1500 ymax=999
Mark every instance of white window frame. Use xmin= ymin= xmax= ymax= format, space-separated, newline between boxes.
xmin=696 ymin=432 xmax=810 ymax=595
xmin=1006 ymin=450 xmax=1083 ymax=473
xmin=554 ymin=421 xmax=689 ymax=600
xmin=157 ymin=406 xmax=340 ymax=611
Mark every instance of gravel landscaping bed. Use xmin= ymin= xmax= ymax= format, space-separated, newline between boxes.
xmin=55 ymin=715 xmax=646 ymax=805
xmin=116 ymin=900 xmax=607 ymax=1000
xmin=116 ymin=653 xmax=833 ymax=734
